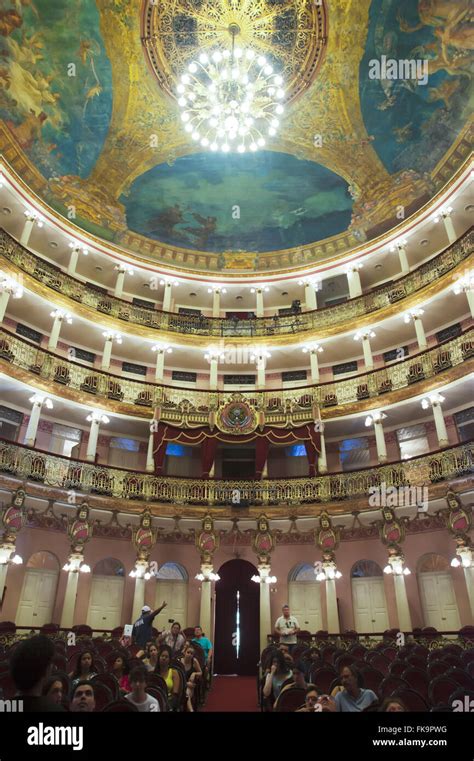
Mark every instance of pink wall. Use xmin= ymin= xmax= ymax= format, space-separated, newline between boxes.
xmin=2 ymin=524 xmax=471 ymax=634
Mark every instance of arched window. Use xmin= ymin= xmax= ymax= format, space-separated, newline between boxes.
xmin=288 ymin=563 xmax=316 ymax=582
xmin=417 ymin=553 xmax=450 ymax=573
xmin=156 ymin=562 xmax=188 ymax=581
xmin=26 ymin=551 xmax=59 ymax=571
xmin=93 ymin=558 xmax=125 ymax=576
xmin=351 ymin=560 xmax=383 ymax=578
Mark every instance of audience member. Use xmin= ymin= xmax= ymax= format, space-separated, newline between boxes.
xmin=132 ymin=601 xmax=167 ymax=649
xmin=179 ymin=644 xmax=202 ymax=712
xmin=69 ymin=650 xmax=98 ymax=690
xmin=263 ymin=650 xmax=293 ymax=705
xmin=155 ymin=645 xmax=180 ymax=710
xmin=112 ymin=654 xmax=131 ymax=693
xmin=70 ymin=681 xmax=96 ymax=713
xmin=274 ymin=605 xmax=300 ymax=652
xmin=159 ymin=622 xmax=186 ymax=656
xmin=192 ymin=626 xmax=213 ymax=668
xmin=325 ymin=665 xmax=378 ymax=712
xmin=42 ymin=676 xmax=64 ymax=706
xmin=140 ymin=641 xmax=159 ymax=672
xmin=125 ymin=667 xmax=160 ymax=712
xmin=380 ymin=697 xmax=406 ymax=712
xmin=10 ymin=635 xmax=65 ymax=712
xmin=296 ymin=685 xmax=321 ymax=712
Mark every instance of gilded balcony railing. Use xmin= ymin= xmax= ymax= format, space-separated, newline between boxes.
xmin=0 ymin=228 xmax=472 ymax=338
xmin=0 ymin=439 xmax=472 ymax=506
xmin=0 ymin=326 xmax=472 ymax=422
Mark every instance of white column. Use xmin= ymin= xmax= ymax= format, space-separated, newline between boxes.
xmin=132 ymin=577 xmax=147 ymax=623
xmin=442 ymin=213 xmax=456 ymax=244
xmin=258 ymin=565 xmax=272 ymax=653
xmin=20 ymin=213 xmax=38 ymax=247
xmin=114 ymin=268 xmax=126 ymax=298
xmin=318 ymin=424 xmax=327 ymax=474
xmin=85 ymin=412 xmax=109 ymax=461
xmin=60 ymin=571 xmax=79 ymax=629
xmin=346 ymin=266 xmax=362 ymax=298
xmin=393 ymin=574 xmax=412 ymax=631
xmin=463 ymin=567 xmax=474 ymax=619
xmin=325 ymin=579 xmax=340 ymax=633
xmin=0 ymin=289 xmax=10 ymax=322
xmin=309 ymin=351 xmax=320 ymax=383
xmin=102 ymin=336 xmax=113 ymax=370
xmin=48 ymin=311 xmax=72 ymax=351
xmin=413 ymin=315 xmax=427 ymax=351
xmin=0 ymin=563 xmax=8 ymax=603
xmin=67 ymin=246 xmax=80 ymax=276
xmin=152 ymin=345 xmax=171 ymax=382
xmin=362 ymin=335 xmax=374 ymax=371
xmin=209 ymin=287 xmax=226 ymax=318
xmin=146 ymin=425 xmax=155 ymax=473
xmin=397 ymin=243 xmax=409 ymax=275
xmin=304 ymin=282 xmax=317 ymax=311
xmin=162 ymin=282 xmax=173 ymax=312
xmin=199 ymin=580 xmax=212 ymax=638
xmin=256 ymin=357 xmax=266 ymax=389
xmin=24 ymin=395 xmax=52 ymax=447
xmin=432 ymin=401 xmax=449 ymax=447
xmin=209 ymin=357 xmax=218 ymax=389
xmin=466 ymin=290 xmax=474 ymax=319
xmin=256 ymin=289 xmax=264 ymax=317
xmin=373 ymin=418 xmax=387 ymax=463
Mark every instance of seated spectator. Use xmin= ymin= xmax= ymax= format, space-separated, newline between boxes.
xmin=140 ymin=641 xmax=159 ymax=672
xmin=70 ymin=681 xmax=96 ymax=713
xmin=192 ymin=626 xmax=213 ymax=668
xmin=179 ymin=644 xmax=202 ymax=712
xmin=10 ymin=635 xmax=65 ymax=712
xmin=155 ymin=645 xmax=180 ymax=710
xmin=69 ymin=650 xmax=98 ymax=691
xmin=111 ymin=654 xmax=131 ymax=693
xmin=274 ymin=660 xmax=308 ymax=709
xmin=159 ymin=621 xmax=186 ymax=656
xmin=263 ymin=650 xmax=293 ymax=706
xmin=325 ymin=666 xmax=378 ymax=713
xmin=125 ymin=667 xmax=160 ymax=713
xmin=380 ymin=697 xmax=406 ymax=713
xmin=296 ymin=685 xmax=321 ymax=712
xmin=42 ymin=676 xmax=64 ymax=706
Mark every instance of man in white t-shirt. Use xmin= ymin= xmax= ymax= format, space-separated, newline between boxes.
xmin=274 ymin=604 xmax=300 ymax=651
xmin=125 ymin=667 xmax=160 ymax=713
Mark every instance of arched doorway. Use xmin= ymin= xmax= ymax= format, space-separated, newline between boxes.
xmin=87 ymin=558 xmax=125 ymax=631
xmin=417 ymin=553 xmax=461 ymax=630
xmin=16 ymin=551 xmax=59 ymax=627
xmin=214 ymin=559 xmax=260 ymax=676
xmin=154 ymin=562 xmax=188 ymax=630
xmin=288 ymin=563 xmax=322 ymax=632
xmin=351 ymin=560 xmax=389 ymax=633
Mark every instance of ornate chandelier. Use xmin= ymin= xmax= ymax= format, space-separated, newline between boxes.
xmin=177 ymin=24 xmax=285 ymax=153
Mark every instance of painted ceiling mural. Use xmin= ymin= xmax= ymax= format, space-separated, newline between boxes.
xmin=0 ymin=0 xmax=471 ymax=271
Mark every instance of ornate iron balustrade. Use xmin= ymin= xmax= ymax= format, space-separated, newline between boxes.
xmin=0 ymin=325 xmax=472 ymax=422
xmin=0 ymin=439 xmax=471 ymax=506
xmin=0 ymin=228 xmax=472 ymax=338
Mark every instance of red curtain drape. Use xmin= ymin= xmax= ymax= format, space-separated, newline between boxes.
xmin=153 ymin=422 xmax=320 ymax=476
xmin=201 ymin=436 xmax=217 ymax=479
xmin=255 ymin=437 xmax=269 ymax=479
xmin=304 ymin=439 xmax=318 ymax=477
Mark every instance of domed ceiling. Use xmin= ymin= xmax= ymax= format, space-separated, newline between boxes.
xmin=0 ymin=0 xmax=471 ymax=272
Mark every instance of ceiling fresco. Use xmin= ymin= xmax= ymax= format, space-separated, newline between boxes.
xmin=0 ymin=0 xmax=471 ymax=270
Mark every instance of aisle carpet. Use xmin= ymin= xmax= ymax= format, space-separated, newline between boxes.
xmin=201 ymin=676 xmax=259 ymax=712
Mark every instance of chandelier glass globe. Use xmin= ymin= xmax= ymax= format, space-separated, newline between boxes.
xmin=177 ymin=40 xmax=285 ymax=153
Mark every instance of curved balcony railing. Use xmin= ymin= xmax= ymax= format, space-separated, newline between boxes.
xmin=0 ymin=325 xmax=472 ymax=421
xmin=0 ymin=439 xmax=471 ymax=506
xmin=0 ymin=228 xmax=472 ymax=338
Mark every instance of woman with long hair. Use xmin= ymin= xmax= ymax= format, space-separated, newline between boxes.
xmin=141 ymin=641 xmax=159 ymax=672
xmin=155 ymin=645 xmax=180 ymax=710
xmin=263 ymin=649 xmax=293 ymax=707
xmin=111 ymin=653 xmax=131 ymax=693
xmin=69 ymin=650 xmax=98 ymax=691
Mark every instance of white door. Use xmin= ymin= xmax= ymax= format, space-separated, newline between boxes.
xmin=418 ymin=572 xmax=461 ymax=630
xmin=154 ymin=581 xmax=188 ymax=630
xmin=289 ymin=582 xmax=323 ymax=632
xmin=87 ymin=575 xmax=124 ymax=631
xmin=352 ymin=578 xmax=390 ymax=633
xmin=16 ymin=569 xmax=58 ymax=628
